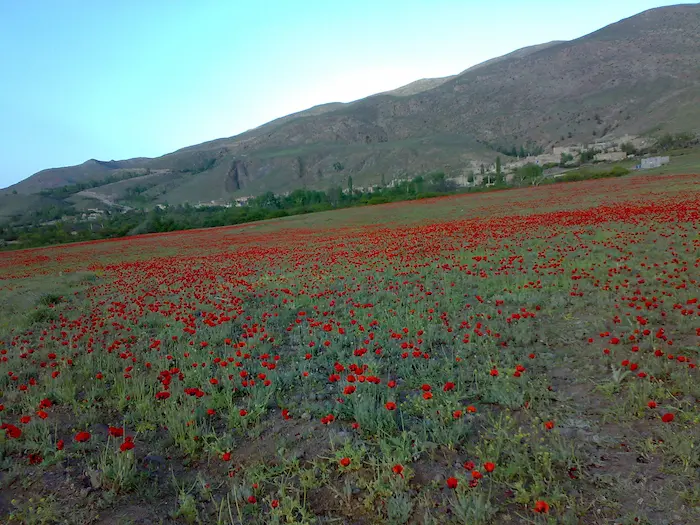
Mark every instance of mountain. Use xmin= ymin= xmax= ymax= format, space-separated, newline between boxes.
xmin=3 ymin=3 xmax=700 ymax=210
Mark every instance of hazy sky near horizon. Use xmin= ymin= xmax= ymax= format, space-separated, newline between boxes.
xmin=0 ymin=0 xmax=674 ymax=188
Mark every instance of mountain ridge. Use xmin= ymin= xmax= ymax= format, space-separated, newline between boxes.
xmin=3 ymin=3 xmax=700 ymax=203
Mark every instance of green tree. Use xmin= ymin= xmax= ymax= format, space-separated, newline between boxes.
xmin=495 ymin=156 xmax=502 ymax=176
xmin=515 ymin=162 xmax=544 ymax=184
xmin=250 ymin=191 xmax=281 ymax=209
xmin=347 ymin=176 xmax=353 ymax=194
xmin=620 ymin=142 xmax=636 ymax=155
xmin=413 ymin=175 xmax=425 ymax=193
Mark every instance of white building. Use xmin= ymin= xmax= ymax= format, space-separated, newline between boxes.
xmin=640 ymin=157 xmax=670 ymax=169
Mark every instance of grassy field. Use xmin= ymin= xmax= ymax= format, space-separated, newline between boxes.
xmin=641 ymin=146 xmax=700 ymax=175
xmin=575 ymin=145 xmax=700 ymax=178
xmin=0 ymin=173 xmax=698 ymax=524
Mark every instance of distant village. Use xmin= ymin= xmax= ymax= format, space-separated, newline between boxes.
xmin=198 ymin=135 xmax=669 ymax=209
xmin=50 ymin=135 xmax=672 ymax=219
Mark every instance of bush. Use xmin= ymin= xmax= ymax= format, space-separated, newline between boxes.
xmin=368 ymin=196 xmax=390 ymax=205
xmin=607 ymin=166 xmax=630 ymax=177
xmin=27 ymin=307 xmax=58 ymax=324
xmin=655 ymin=132 xmax=698 ymax=152
xmin=555 ymin=166 xmax=629 ymax=183
xmin=38 ymin=293 xmax=62 ymax=307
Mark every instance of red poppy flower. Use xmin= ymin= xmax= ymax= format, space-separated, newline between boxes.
xmin=661 ymin=413 xmax=675 ymax=423
xmin=56 ymin=439 xmax=64 ymax=451
xmin=490 ymin=368 xmax=499 ymax=377
xmin=463 ymin=461 xmax=475 ymax=470
xmin=471 ymin=470 xmax=483 ymax=480
xmin=466 ymin=405 xmax=477 ymax=413
xmin=339 ymin=457 xmax=351 ymax=467
xmin=484 ymin=462 xmax=495 ymax=473
xmin=247 ymin=495 xmax=257 ymax=504
xmin=533 ymin=500 xmax=550 ymax=513
xmin=239 ymin=409 xmax=248 ymax=417
xmin=392 ymin=464 xmax=404 ymax=477
xmin=108 ymin=426 xmax=124 ymax=437
xmin=544 ymin=420 xmax=555 ymax=430
xmin=385 ymin=402 xmax=396 ymax=411
xmin=2 ymin=424 xmax=22 ymax=439
xmin=120 ymin=437 xmax=135 ymax=452
xmin=446 ymin=477 xmax=458 ymax=489
xmin=74 ymin=431 xmax=91 ymax=442
xmin=647 ymin=400 xmax=657 ymax=409
xmin=443 ymin=382 xmax=455 ymax=392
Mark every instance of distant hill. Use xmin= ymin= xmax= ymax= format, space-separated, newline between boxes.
xmin=3 ymin=3 xmax=699 ymax=213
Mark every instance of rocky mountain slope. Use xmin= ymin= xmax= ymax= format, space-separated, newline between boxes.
xmin=3 ymin=3 xmax=699 ymax=208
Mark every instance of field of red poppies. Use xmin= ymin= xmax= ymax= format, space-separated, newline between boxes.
xmin=0 ymin=174 xmax=698 ymax=524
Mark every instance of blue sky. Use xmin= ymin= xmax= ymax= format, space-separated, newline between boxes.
xmin=0 ymin=0 xmax=674 ymax=188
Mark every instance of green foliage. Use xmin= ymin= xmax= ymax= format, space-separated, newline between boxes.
xmin=620 ymin=142 xmax=637 ymax=155
xmin=26 ymin=307 xmax=58 ymax=324
xmin=579 ymin=149 xmax=598 ymax=164
xmin=654 ymin=132 xmax=698 ymax=152
xmin=37 ymin=293 xmax=62 ymax=307
xmin=492 ymin=143 xmax=544 ymax=158
xmin=553 ymin=165 xmax=629 ymax=184
xmin=1 ymin=173 xmax=461 ymax=248
xmin=559 ymin=152 xmax=575 ymax=166
xmin=513 ymin=163 xmax=544 ymax=185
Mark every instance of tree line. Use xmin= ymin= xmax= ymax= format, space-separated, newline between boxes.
xmin=1 ymin=172 xmax=462 ymax=248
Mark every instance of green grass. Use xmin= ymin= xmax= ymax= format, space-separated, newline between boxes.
xmin=0 ymin=271 xmax=97 ymax=337
xmin=563 ymin=145 xmax=700 ymax=178
xmin=641 ymin=146 xmax=700 ymax=175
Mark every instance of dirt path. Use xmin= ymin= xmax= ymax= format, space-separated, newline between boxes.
xmin=77 ymin=190 xmax=133 ymax=211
